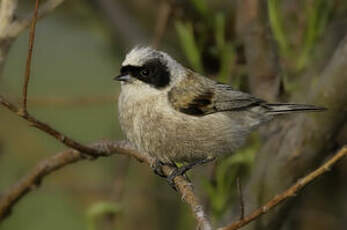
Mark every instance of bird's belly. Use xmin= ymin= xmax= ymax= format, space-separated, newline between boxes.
xmin=119 ymin=99 xmax=250 ymax=163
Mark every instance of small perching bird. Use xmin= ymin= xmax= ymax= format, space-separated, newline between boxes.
xmin=114 ymin=47 xmax=325 ymax=184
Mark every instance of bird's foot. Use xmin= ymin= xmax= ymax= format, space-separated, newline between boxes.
xmin=151 ymin=160 xmax=166 ymax=178
xmin=167 ymin=157 xmax=216 ymax=191
xmin=151 ymin=160 xmax=180 ymax=190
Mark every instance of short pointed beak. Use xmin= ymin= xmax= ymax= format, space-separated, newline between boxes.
xmin=114 ymin=74 xmax=131 ymax=82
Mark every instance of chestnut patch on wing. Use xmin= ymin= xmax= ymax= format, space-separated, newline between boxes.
xmin=179 ymin=91 xmax=214 ymax=115
xmin=173 ymin=90 xmax=214 ymax=116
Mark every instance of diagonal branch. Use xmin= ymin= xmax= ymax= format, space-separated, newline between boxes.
xmin=0 ymin=0 xmax=65 ymax=80
xmin=219 ymin=145 xmax=347 ymax=230
xmin=6 ymin=0 xmax=65 ymax=39
xmin=234 ymin=32 xmax=347 ymax=230
xmin=0 ymin=139 xmax=212 ymax=230
xmin=0 ymin=140 xmax=141 ymax=220
xmin=0 ymin=96 xmax=104 ymax=157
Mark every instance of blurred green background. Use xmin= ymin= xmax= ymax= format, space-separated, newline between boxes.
xmin=1 ymin=0 xmax=347 ymax=230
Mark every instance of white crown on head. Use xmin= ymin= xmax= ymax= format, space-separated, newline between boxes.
xmin=122 ymin=46 xmax=186 ymax=81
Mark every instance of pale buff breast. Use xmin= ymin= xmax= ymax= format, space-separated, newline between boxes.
xmin=118 ymin=85 xmax=253 ymax=163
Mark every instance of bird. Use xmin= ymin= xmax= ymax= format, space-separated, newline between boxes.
xmin=114 ymin=46 xmax=325 ymax=185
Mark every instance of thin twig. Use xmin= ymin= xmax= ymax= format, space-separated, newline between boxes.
xmin=236 ymin=177 xmax=244 ymax=221
xmin=0 ymin=140 xmax=142 ymax=220
xmin=218 ymin=145 xmax=347 ymax=230
xmin=0 ymin=96 xmax=103 ymax=157
xmin=22 ymin=0 xmax=40 ymax=114
xmin=6 ymin=0 xmax=65 ymax=39
xmin=162 ymin=164 xmax=212 ymax=230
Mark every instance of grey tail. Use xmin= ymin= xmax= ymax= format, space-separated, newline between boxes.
xmin=264 ymin=103 xmax=327 ymax=115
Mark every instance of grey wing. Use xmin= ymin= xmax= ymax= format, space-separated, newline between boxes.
xmin=168 ymin=77 xmax=265 ymax=116
xmin=213 ymin=83 xmax=324 ymax=115
xmin=212 ymin=83 xmax=265 ymax=113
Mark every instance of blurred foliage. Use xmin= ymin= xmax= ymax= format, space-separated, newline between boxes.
xmin=269 ymin=0 xmax=334 ymax=73
xmin=175 ymin=0 xmax=236 ymax=84
xmin=86 ymin=201 xmax=121 ymax=230
xmin=175 ymin=21 xmax=204 ymax=73
xmin=190 ymin=0 xmax=209 ymax=17
xmin=202 ymin=135 xmax=259 ymax=221
xmin=268 ymin=0 xmax=290 ymax=57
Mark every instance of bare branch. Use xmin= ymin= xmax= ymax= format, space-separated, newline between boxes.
xmin=219 ymin=146 xmax=347 ymax=230
xmin=163 ymin=165 xmax=213 ymax=230
xmin=0 ymin=96 xmax=104 ymax=157
xmin=0 ymin=0 xmax=65 ymax=80
xmin=0 ymin=139 xmax=212 ymax=230
xmin=0 ymin=140 xmax=142 ymax=220
xmin=22 ymin=0 xmax=40 ymax=114
xmin=6 ymin=0 xmax=65 ymax=39
xmin=235 ymin=32 xmax=347 ymax=230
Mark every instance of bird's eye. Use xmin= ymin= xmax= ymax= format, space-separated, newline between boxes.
xmin=140 ymin=68 xmax=150 ymax=77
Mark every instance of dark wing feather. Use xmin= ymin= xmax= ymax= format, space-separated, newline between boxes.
xmin=168 ymin=72 xmax=264 ymax=116
xmin=213 ymin=83 xmax=264 ymax=112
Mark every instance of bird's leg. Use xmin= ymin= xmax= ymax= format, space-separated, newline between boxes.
xmin=167 ymin=157 xmax=216 ymax=190
xmin=151 ymin=159 xmax=167 ymax=178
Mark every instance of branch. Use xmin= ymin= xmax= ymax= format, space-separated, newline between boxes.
xmin=219 ymin=145 xmax=347 ymax=230
xmin=232 ymin=32 xmax=347 ymax=230
xmin=0 ymin=96 xmax=104 ymax=157
xmin=0 ymin=0 xmax=65 ymax=79
xmin=0 ymin=95 xmax=212 ymax=229
xmin=0 ymin=140 xmax=137 ymax=220
xmin=22 ymin=0 xmax=40 ymax=113
xmin=0 ymin=139 xmax=212 ymax=230
xmin=6 ymin=0 xmax=65 ymax=39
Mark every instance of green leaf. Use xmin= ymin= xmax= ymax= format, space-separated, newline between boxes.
xmin=268 ymin=0 xmax=290 ymax=57
xmin=296 ymin=0 xmax=333 ymax=71
xmin=175 ymin=21 xmax=204 ymax=73
xmin=215 ymin=13 xmax=226 ymax=50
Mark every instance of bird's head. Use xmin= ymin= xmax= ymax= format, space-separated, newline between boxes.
xmin=114 ymin=47 xmax=186 ymax=91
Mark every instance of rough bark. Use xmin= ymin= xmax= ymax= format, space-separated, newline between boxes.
xmin=233 ymin=33 xmax=347 ymax=230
